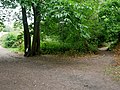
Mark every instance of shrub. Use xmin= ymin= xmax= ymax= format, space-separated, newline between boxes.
xmin=3 ymin=33 xmax=17 ymax=48
xmin=2 ymin=32 xmax=24 ymax=51
xmin=99 ymin=0 xmax=120 ymax=43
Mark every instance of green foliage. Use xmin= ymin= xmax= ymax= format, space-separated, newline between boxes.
xmin=41 ymin=41 xmax=72 ymax=54
xmin=13 ymin=21 xmax=23 ymax=31
xmin=0 ymin=21 xmax=5 ymax=32
xmin=2 ymin=32 xmax=24 ymax=51
xmin=2 ymin=0 xmax=120 ymax=55
xmin=41 ymin=0 xmax=99 ymax=53
xmin=99 ymin=0 xmax=120 ymax=43
xmin=3 ymin=33 xmax=17 ymax=48
xmin=15 ymin=32 xmax=24 ymax=51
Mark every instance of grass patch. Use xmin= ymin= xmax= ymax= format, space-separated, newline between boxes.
xmin=7 ymin=48 xmax=24 ymax=54
xmin=105 ymin=66 xmax=120 ymax=81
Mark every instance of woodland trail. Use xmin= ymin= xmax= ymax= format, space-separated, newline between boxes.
xmin=0 ymin=46 xmax=120 ymax=90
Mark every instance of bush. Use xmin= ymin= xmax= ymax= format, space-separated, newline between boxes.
xmin=3 ymin=33 xmax=17 ymax=48
xmin=2 ymin=32 xmax=24 ymax=51
xmin=99 ymin=0 xmax=120 ymax=43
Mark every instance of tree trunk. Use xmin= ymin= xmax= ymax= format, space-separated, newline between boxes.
xmin=21 ymin=6 xmax=31 ymax=56
xmin=118 ymin=32 xmax=120 ymax=42
xmin=31 ymin=3 xmax=41 ymax=56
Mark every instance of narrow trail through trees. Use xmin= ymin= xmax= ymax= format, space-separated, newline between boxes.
xmin=0 ymin=46 xmax=120 ymax=90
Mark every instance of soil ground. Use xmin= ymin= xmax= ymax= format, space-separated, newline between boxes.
xmin=0 ymin=46 xmax=120 ymax=90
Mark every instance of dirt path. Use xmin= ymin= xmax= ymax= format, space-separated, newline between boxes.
xmin=0 ymin=46 xmax=120 ymax=90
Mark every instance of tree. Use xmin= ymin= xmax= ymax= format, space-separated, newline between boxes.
xmin=31 ymin=2 xmax=41 ymax=55
xmin=0 ymin=0 xmax=42 ymax=56
xmin=40 ymin=0 xmax=99 ymax=52
xmin=21 ymin=5 xmax=31 ymax=56
xmin=19 ymin=0 xmax=41 ymax=56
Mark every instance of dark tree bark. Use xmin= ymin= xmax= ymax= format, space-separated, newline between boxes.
xmin=118 ymin=32 xmax=120 ymax=42
xmin=21 ymin=6 xmax=31 ymax=56
xmin=31 ymin=3 xmax=41 ymax=56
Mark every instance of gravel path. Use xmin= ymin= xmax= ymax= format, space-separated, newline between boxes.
xmin=0 ymin=46 xmax=120 ymax=90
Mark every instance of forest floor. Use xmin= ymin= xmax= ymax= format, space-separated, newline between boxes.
xmin=0 ymin=46 xmax=120 ymax=90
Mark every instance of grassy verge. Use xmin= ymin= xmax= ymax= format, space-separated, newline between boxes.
xmin=105 ymin=66 xmax=120 ymax=81
xmin=7 ymin=48 xmax=24 ymax=54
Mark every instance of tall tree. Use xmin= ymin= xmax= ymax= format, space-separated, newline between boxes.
xmin=1 ymin=0 xmax=41 ymax=56
xmin=21 ymin=5 xmax=31 ymax=56
xmin=31 ymin=2 xmax=41 ymax=55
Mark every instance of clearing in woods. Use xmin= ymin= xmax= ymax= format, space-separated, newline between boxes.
xmin=0 ymin=46 xmax=120 ymax=90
